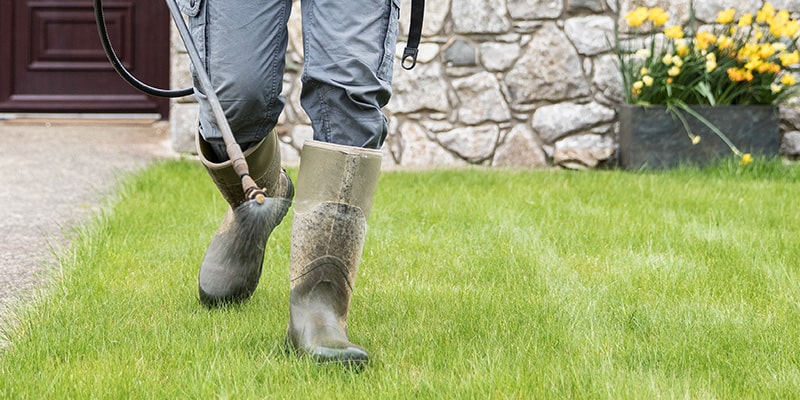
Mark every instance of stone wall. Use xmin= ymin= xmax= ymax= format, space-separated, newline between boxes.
xmin=170 ymin=0 xmax=800 ymax=168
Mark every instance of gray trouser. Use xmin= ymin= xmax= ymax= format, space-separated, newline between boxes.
xmin=180 ymin=0 xmax=399 ymax=150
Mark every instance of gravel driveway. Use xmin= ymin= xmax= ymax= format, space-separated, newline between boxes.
xmin=0 ymin=119 xmax=176 ymax=323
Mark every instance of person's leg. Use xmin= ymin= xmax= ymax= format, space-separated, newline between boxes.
xmin=286 ymin=0 xmax=400 ymax=366
xmin=183 ymin=0 xmax=295 ymax=306
xmin=187 ymin=0 xmax=291 ymax=157
xmin=299 ymin=0 xmax=400 ymax=148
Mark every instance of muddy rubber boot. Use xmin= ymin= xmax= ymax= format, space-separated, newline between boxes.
xmin=286 ymin=140 xmax=381 ymax=367
xmin=197 ymin=132 xmax=294 ymax=307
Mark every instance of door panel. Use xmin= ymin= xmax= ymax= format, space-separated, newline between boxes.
xmin=0 ymin=0 xmax=170 ymax=117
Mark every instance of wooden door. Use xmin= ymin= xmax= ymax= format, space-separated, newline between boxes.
xmin=0 ymin=0 xmax=171 ymax=117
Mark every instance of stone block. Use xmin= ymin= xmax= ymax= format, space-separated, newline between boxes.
xmin=169 ymin=102 xmax=199 ymax=154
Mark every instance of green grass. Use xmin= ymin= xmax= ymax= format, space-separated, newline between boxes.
xmin=2 ymin=158 xmax=800 ymax=398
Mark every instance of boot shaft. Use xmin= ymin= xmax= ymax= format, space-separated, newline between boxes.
xmin=197 ymin=132 xmax=285 ymax=208
xmin=290 ymin=141 xmax=382 ymax=287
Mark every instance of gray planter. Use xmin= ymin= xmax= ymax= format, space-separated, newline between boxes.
xmin=618 ymin=104 xmax=780 ymax=169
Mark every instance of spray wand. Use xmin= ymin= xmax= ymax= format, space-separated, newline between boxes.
xmin=165 ymin=0 xmax=266 ymax=205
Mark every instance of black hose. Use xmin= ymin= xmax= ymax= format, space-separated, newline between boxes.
xmin=93 ymin=0 xmax=193 ymax=98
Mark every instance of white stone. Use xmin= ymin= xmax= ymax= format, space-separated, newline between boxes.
xmin=288 ymin=1 xmax=303 ymax=58
xmin=435 ymin=124 xmax=500 ymax=163
xmin=279 ymin=141 xmax=300 ymax=166
xmin=169 ymin=102 xmax=199 ymax=154
xmin=493 ymin=124 xmax=548 ymax=167
xmin=480 ymin=42 xmax=521 ymax=72
xmin=568 ymin=0 xmax=605 ymax=12
xmin=771 ymin=0 xmax=800 ymax=12
xmin=388 ymin=63 xmax=451 ymax=114
xmin=289 ymin=75 xmax=312 ymax=125
xmin=505 ymin=23 xmax=591 ymax=104
xmin=532 ymin=102 xmax=616 ymax=143
xmin=692 ymin=0 xmax=762 ymax=22
xmin=781 ymin=105 xmax=800 ymax=131
xmin=171 ymin=52 xmax=195 ymax=104
xmin=291 ymin=124 xmax=314 ymax=148
xmin=452 ymin=0 xmax=511 ymax=34
xmin=592 ymin=54 xmax=625 ymax=104
xmin=508 ymin=0 xmax=563 ymax=19
xmin=564 ymin=16 xmax=615 ymax=56
xmin=781 ymin=131 xmax=800 ymax=157
xmin=553 ymin=133 xmax=616 ymax=169
xmin=398 ymin=122 xmax=466 ymax=168
xmin=452 ymin=72 xmax=512 ymax=125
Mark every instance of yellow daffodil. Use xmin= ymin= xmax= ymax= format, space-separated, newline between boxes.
xmin=745 ymin=58 xmax=763 ymax=72
xmin=717 ymin=35 xmax=734 ymax=50
xmin=757 ymin=3 xmax=775 ymax=23
xmin=625 ymin=7 xmax=649 ymax=27
xmin=616 ymin=1 xmax=797 ymax=114
xmin=717 ymin=8 xmax=736 ymax=25
xmin=691 ymin=135 xmax=702 ymax=145
xmin=759 ymin=43 xmax=776 ymax=59
xmin=728 ymin=67 xmax=754 ymax=82
xmin=648 ymin=7 xmax=669 ymax=26
xmin=738 ymin=13 xmax=753 ymax=28
xmin=757 ymin=62 xmax=781 ymax=74
xmin=706 ymin=53 xmax=717 ymax=72
xmin=695 ymin=31 xmax=717 ymax=50
xmin=664 ymin=25 xmax=684 ymax=39
xmin=780 ymin=50 xmax=800 ymax=66
xmin=676 ymin=44 xmax=690 ymax=57
xmin=740 ymin=153 xmax=753 ymax=166
xmin=782 ymin=20 xmax=800 ymax=37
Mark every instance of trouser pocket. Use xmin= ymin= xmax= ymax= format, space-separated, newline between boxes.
xmin=177 ymin=0 xmax=202 ymax=16
xmin=377 ymin=0 xmax=400 ymax=82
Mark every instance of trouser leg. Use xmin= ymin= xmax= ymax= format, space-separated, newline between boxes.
xmin=300 ymin=0 xmax=400 ymax=148
xmin=187 ymin=0 xmax=291 ymax=158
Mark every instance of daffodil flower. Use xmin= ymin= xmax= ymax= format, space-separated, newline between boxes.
xmin=717 ymin=8 xmax=736 ymax=25
xmin=625 ymin=7 xmax=649 ymax=27
xmin=664 ymin=25 xmax=684 ymax=39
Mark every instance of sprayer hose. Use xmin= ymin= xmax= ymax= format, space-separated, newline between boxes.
xmin=93 ymin=0 xmax=193 ymax=98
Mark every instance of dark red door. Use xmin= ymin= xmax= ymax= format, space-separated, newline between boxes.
xmin=0 ymin=0 xmax=170 ymax=117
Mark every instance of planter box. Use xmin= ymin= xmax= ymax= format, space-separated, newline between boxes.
xmin=618 ymin=104 xmax=780 ymax=169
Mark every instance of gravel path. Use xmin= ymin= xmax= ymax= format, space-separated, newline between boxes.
xmin=0 ymin=120 xmax=176 ymax=323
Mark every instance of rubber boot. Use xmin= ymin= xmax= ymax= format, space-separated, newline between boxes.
xmin=197 ymin=132 xmax=294 ymax=307
xmin=286 ymin=140 xmax=381 ymax=367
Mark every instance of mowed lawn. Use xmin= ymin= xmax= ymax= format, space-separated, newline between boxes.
xmin=1 ymin=158 xmax=799 ymax=399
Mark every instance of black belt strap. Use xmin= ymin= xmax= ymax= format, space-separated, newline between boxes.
xmin=401 ymin=0 xmax=424 ymax=70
